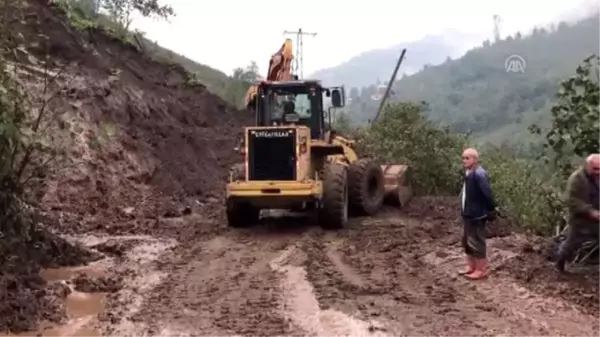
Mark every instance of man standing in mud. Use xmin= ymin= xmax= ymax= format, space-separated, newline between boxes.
xmin=458 ymin=148 xmax=497 ymax=280
xmin=555 ymin=154 xmax=600 ymax=273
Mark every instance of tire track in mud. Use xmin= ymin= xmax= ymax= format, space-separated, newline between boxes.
xmin=269 ymin=241 xmax=387 ymax=337
xmin=128 ymin=213 xmax=393 ymax=336
xmin=131 ymin=221 xmax=312 ymax=336
xmin=300 ymin=214 xmax=536 ymax=336
xmin=100 ymin=199 xmax=598 ymax=337
xmin=422 ymin=240 xmax=599 ymax=336
xmin=300 ymin=209 xmax=598 ymax=336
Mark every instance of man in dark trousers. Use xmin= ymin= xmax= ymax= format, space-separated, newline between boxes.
xmin=458 ymin=148 xmax=497 ymax=280
xmin=555 ymin=154 xmax=600 ymax=273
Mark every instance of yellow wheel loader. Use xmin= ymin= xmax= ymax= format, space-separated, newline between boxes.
xmin=226 ymin=43 xmax=411 ymax=229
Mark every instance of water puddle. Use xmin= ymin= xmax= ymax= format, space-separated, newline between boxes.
xmin=5 ymin=265 xmax=108 ymax=337
xmin=65 ymin=291 xmax=105 ymax=319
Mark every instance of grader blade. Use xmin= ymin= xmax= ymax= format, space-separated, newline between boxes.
xmin=381 ymin=164 xmax=412 ymax=208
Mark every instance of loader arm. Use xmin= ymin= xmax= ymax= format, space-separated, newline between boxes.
xmin=245 ymin=39 xmax=295 ymax=108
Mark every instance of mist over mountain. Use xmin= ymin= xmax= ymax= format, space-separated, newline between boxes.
xmin=309 ymin=31 xmax=484 ymax=89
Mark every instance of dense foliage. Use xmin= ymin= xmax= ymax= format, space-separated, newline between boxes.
xmin=359 ymin=103 xmax=564 ymax=234
xmin=361 ymin=102 xmax=467 ymax=195
xmin=530 ymin=55 xmax=600 ymax=176
xmin=0 ymin=0 xmax=58 ymax=236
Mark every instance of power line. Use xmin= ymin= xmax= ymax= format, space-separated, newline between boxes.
xmin=283 ymin=28 xmax=317 ymax=79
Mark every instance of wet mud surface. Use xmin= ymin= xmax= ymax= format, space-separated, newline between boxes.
xmin=2 ymin=2 xmax=598 ymax=336
xmin=82 ymin=198 xmax=596 ymax=337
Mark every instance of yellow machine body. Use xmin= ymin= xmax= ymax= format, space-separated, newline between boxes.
xmin=226 ymin=126 xmax=322 ymax=209
xmin=227 ymin=125 xmax=412 ymax=209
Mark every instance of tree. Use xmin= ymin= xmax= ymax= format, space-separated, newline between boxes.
xmin=363 ymin=102 xmax=467 ymax=194
xmin=530 ymin=54 xmax=600 ymax=174
xmin=231 ymin=61 xmax=260 ymax=84
xmin=227 ymin=61 xmax=261 ymax=108
xmin=102 ymin=0 xmax=174 ymax=33
xmin=61 ymin=0 xmax=99 ymax=17
xmin=333 ymin=110 xmax=351 ymax=132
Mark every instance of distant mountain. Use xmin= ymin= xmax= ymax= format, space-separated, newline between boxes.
xmin=309 ymin=31 xmax=484 ymax=89
xmin=341 ymin=15 xmax=599 ymax=148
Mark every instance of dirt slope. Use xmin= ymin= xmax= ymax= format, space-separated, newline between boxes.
xmin=2 ymin=0 xmax=249 ymax=332
xmin=14 ymin=0 xmax=249 ymax=239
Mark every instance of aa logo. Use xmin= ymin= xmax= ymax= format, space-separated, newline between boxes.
xmin=505 ymin=54 xmax=526 ymax=73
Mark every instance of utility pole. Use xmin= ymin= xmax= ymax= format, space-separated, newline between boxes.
xmin=283 ymin=28 xmax=317 ymax=79
xmin=493 ymin=15 xmax=502 ymax=42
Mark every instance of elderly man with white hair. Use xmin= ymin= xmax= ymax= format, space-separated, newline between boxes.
xmin=458 ymin=148 xmax=497 ymax=280
xmin=555 ymin=154 xmax=600 ymax=273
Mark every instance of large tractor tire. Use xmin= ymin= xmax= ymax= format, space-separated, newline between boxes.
xmin=348 ymin=159 xmax=385 ymax=215
xmin=226 ymin=198 xmax=259 ymax=228
xmin=318 ymin=163 xmax=349 ymax=230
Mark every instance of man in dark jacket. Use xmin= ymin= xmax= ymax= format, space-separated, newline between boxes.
xmin=555 ymin=154 xmax=600 ymax=273
xmin=458 ymin=148 xmax=497 ymax=280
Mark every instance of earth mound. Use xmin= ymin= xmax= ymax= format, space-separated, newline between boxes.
xmin=13 ymin=0 xmax=250 ymax=238
xmin=1 ymin=0 xmax=250 ymax=332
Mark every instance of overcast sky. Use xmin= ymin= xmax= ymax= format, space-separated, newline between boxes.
xmin=130 ymin=0 xmax=597 ymax=77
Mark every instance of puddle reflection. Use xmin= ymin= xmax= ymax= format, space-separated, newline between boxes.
xmin=1 ymin=266 xmax=108 ymax=336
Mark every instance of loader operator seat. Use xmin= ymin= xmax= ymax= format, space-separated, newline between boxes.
xmin=283 ymin=101 xmax=295 ymax=115
xmin=281 ymin=100 xmax=300 ymax=125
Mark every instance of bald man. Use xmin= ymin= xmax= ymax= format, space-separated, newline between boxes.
xmin=555 ymin=154 xmax=600 ymax=273
xmin=458 ymin=148 xmax=497 ymax=280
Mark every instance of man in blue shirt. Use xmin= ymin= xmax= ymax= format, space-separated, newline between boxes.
xmin=458 ymin=148 xmax=497 ymax=280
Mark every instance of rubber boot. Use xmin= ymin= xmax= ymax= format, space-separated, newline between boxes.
xmin=466 ymin=258 xmax=488 ymax=280
xmin=458 ymin=256 xmax=476 ymax=275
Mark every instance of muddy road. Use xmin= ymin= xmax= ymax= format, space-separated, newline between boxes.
xmin=21 ymin=197 xmax=598 ymax=337
xmin=5 ymin=3 xmax=596 ymax=337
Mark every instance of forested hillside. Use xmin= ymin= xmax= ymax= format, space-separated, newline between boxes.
xmin=309 ymin=31 xmax=481 ymax=88
xmin=58 ymin=0 xmax=257 ymax=108
xmin=341 ymin=15 xmax=599 ymax=147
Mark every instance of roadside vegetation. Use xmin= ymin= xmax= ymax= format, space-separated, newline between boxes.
xmin=346 ymin=54 xmax=599 ymax=235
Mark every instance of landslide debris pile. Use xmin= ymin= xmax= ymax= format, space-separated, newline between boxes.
xmin=1 ymin=0 xmax=248 ymax=332
xmin=16 ymin=0 xmax=248 ymax=237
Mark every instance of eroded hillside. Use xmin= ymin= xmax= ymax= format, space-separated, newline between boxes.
xmin=2 ymin=0 xmax=249 ymax=332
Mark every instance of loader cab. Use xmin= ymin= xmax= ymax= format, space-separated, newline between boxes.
xmin=254 ymin=80 xmax=344 ymax=140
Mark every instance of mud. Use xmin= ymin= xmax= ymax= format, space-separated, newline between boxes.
xmin=2 ymin=1 xmax=598 ymax=336
xmin=100 ymin=198 xmax=595 ymax=337
xmin=2 ymin=261 xmax=105 ymax=336
xmin=11 ymin=0 xmax=249 ymax=241
xmin=2 ymin=0 xmax=246 ymax=329
xmin=0 ymin=217 xmax=99 ymax=333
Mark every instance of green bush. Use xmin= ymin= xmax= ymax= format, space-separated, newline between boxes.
xmin=361 ymin=102 xmax=468 ymax=195
xmin=483 ymin=146 xmax=564 ymax=235
xmin=360 ymin=102 xmax=564 ymax=235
